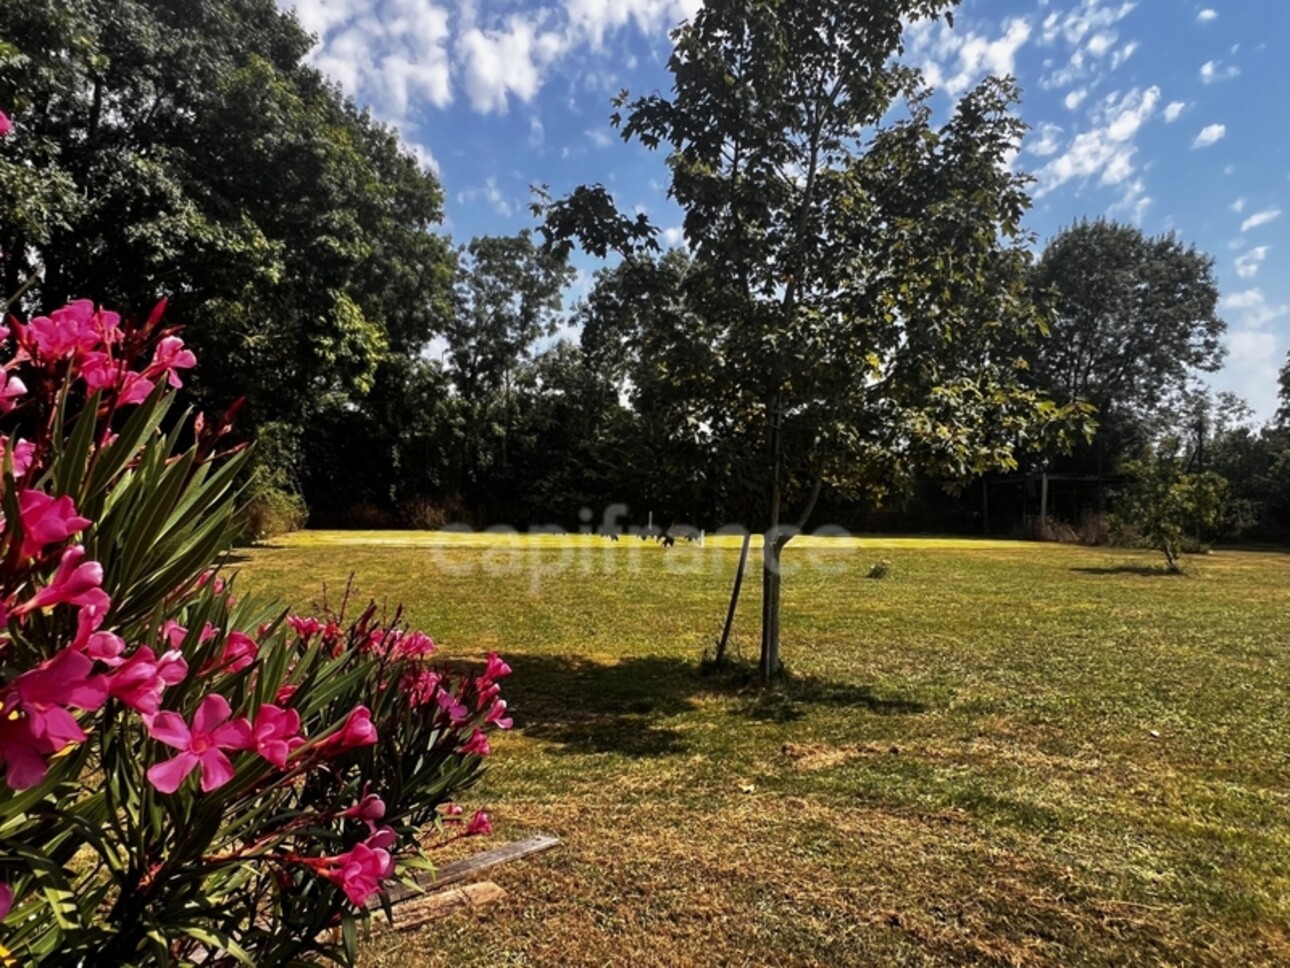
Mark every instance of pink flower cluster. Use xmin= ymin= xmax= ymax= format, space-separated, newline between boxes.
xmin=3 ymin=300 xmax=196 ymax=409
xmin=0 ymin=296 xmax=510 ymax=918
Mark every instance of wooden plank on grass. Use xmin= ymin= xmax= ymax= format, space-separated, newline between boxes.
xmin=392 ymin=881 xmax=507 ymax=931
xmin=379 ymin=834 xmax=560 ymax=907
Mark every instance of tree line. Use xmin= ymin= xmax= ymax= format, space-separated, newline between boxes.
xmin=3 ymin=0 xmax=1288 ymax=556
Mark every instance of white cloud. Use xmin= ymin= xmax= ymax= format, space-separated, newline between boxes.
xmin=1197 ymin=9 xmax=1218 ymax=22
xmin=1241 ymin=209 xmax=1282 ymax=232
xmin=1040 ymin=0 xmax=1137 ymax=47
xmin=565 ymin=0 xmax=700 ymax=50
xmin=1235 ymin=247 xmax=1270 ymax=279
xmin=911 ymin=16 xmax=1033 ymax=97
xmin=1223 ymin=288 xmax=1288 ymax=328
xmin=1086 ymin=31 xmax=1116 ymax=56
xmin=1231 ymin=198 xmax=1246 ymax=213
xmin=1109 ymin=177 xmax=1152 ymax=224
xmin=1038 ymin=0 xmax=1138 ymax=88
xmin=297 ymin=0 xmax=454 ymax=120
xmin=1200 ymin=59 xmax=1240 ymax=83
xmin=1110 ymin=41 xmax=1139 ymax=69
xmin=1064 ymin=87 xmax=1089 ymax=110
xmin=281 ymin=0 xmax=701 ymax=123
xmin=1027 ymin=122 xmax=1066 ymax=157
xmin=528 ymin=115 xmax=545 ymax=148
xmin=1192 ymin=123 xmax=1226 ymax=148
xmin=1163 ymin=100 xmax=1186 ymax=122
xmin=660 ymin=226 xmax=686 ymax=247
xmin=586 ymin=128 xmax=614 ymax=148
xmin=1035 ymin=86 xmax=1160 ymax=197
xmin=458 ymin=15 xmax=566 ymax=113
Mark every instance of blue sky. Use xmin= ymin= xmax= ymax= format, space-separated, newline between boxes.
xmin=279 ymin=0 xmax=1290 ymax=420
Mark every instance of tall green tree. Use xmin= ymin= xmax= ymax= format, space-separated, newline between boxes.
xmin=542 ymin=0 xmax=1089 ymax=680
xmin=0 ymin=0 xmax=454 ymax=451
xmin=1027 ymin=219 xmax=1225 ymax=469
xmin=444 ymin=231 xmax=573 ymax=512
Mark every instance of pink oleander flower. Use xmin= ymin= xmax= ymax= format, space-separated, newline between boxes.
xmin=0 ymin=438 xmax=35 ymax=478
xmin=26 ymin=300 xmax=103 ymax=360
xmin=196 ymin=570 xmax=226 ymax=594
xmin=84 ymin=354 xmax=156 ymax=404
xmin=0 ymin=714 xmax=63 ymax=789
xmin=482 ymin=653 xmax=512 ymax=681
xmin=399 ymin=667 xmax=441 ymax=706
xmin=321 ymin=705 xmax=377 ymax=752
xmin=0 ymin=883 xmax=12 ymax=920
xmin=440 ymin=802 xmax=464 ymax=819
xmin=145 ymin=694 xmax=253 ymax=793
xmin=203 ymin=630 xmax=257 ymax=674
xmin=0 ymin=110 xmax=11 ymax=137
xmin=321 ymin=839 xmax=394 ymax=907
xmin=342 ymin=789 xmax=387 ymax=826
xmin=436 ymin=689 xmax=468 ymax=724
xmin=14 ymin=545 xmax=110 ymax=615
xmin=0 ymin=373 xmax=27 ymax=415
xmin=459 ymin=728 xmax=490 ymax=757
xmin=79 ymin=349 xmax=144 ymax=403
xmin=18 ymin=491 xmax=92 ymax=559
xmin=465 ymin=810 xmax=492 ymax=837
xmin=287 ymin=615 xmax=323 ymax=638
xmin=7 ymin=648 xmax=108 ymax=747
xmin=483 ymin=698 xmax=513 ymax=730
xmin=275 ymin=683 xmax=298 ymax=704
xmin=394 ymin=630 xmax=435 ymax=658
xmin=163 ymin=620 xmax=216 ymax=651
xmin=72 ymin=601 xmax=122 ymax=662
xmin=106 ymin=647 xmax=187 ymax=716
xmin=249 ymin=704 xmax=303 ymax=768
xmin=146 ymin=336 xmax=197 ymax=388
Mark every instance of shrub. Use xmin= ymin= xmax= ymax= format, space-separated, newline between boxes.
xmin=866 ymin=559 xmax=892 ymax=579
xmin=1112 ymin=437 xmax=1226 ymax=573
xmin=0 ymin=298 xmax=510 ymax=964
xmin=242 ymin=477 xmax=310 ymax=540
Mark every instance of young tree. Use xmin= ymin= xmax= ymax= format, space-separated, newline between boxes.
xmin=1115 ymin=437 xmax=1227 ymax=573
xmin=541 ymin=0 xmax=1089 ymax=680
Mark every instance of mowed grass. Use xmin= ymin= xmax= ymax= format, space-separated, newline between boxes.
xmin=235 ymin=532 xmax=1290 ymax=966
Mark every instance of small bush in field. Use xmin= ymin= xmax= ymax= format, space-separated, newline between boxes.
xmin=866 ymin=559 xmax=892 ymax=579
xmin=1113 ymin=437 xmax=1226 ymax=573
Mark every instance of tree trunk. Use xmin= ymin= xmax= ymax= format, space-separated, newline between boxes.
xmin=759 ymin=535 xmax=782 ymax=682
xmin=716 ymin=530 xmax=752 ymax=666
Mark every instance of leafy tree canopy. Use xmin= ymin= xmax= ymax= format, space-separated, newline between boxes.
xmin=0 ymin=0 xmax=455 ymax=437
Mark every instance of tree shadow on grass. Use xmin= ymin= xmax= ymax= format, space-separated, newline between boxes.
xmin=502 ymin=653 xmax=927 ymax=757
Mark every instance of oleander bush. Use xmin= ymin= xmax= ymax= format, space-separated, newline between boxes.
xmin=0 ymin=293 xmax=510 ymax=965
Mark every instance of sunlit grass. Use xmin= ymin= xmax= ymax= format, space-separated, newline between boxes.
xmin=236 ymin=533 xmax=1290 ymax=966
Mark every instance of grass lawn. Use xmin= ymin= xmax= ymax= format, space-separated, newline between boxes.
xmin=236 ymin=532 xmax=1290 ymax=966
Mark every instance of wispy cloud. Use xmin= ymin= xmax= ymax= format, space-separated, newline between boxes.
xmin=1192 ymin=123 xmax=1226 ymax=149
xmin=1034 ymin=86 xmax=1159 ymax=197
xmin=1200 ymin=59 xmax=1240 ymax=83
xmin=1235 ymin=247 xmax=1270 ymax=279
xmin=1241 ymin=209 xmax=1282 ymax=232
